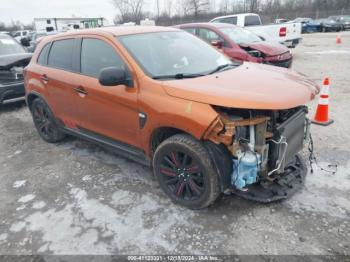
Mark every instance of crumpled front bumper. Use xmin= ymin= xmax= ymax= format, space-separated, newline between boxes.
xmin=0 ymin=81 xmax=25 ymax=104
xmin=232 ymin=154 xmax=307 ymax=203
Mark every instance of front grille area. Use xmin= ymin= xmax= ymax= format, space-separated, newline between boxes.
xmin=264 ymin=59 xmax=292 ymax=68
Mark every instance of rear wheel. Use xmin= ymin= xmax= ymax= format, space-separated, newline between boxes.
xmin=31 ymin=98 xmax=65 ymax=143
xmin=153 ymin=134 xmax=220 ymax=209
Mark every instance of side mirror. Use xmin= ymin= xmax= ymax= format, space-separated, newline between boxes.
xmin=98 ymin=67 xmax=130 ymax=87
xmin=211 ymin=40 xmax=223 ymax=49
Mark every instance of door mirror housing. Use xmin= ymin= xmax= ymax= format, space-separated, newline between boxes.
xmin=211 ymin=40 xmax=223 ymax=49
xmin=98 ymin=67 xmax=131 ymax=87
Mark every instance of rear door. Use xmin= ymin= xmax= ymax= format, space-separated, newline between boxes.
xmin=74 ymin=37 xmax=140 ymax=148
xmin=44 ymin=38 xmax=82 ymax=128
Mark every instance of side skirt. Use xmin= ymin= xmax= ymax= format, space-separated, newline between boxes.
xmin=62 ymin=126 xmax=151 ymax=167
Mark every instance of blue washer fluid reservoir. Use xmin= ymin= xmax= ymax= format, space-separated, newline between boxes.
xmin=232 ymin=151 xmax=260 ymax=190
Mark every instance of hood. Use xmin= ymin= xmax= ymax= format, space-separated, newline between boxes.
xmin=161 ymin=62 xmax=319 ymax=110
xmin=0 ymin=53 xmax=32 ymax=70
xmin=240 ymin=41 xmax=288 ymax=56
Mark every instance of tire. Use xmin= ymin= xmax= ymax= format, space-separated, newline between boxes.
xmin=30 ymin=98 xmax=66 ymax=143
xmin=153 ymin=134 xmax=220 ymax=209
xmin=322 ymin=27 xmax=326 ymax=33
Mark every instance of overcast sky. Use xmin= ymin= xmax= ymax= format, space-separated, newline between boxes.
xmin=0 ymin=0 xmax=158 ymax=25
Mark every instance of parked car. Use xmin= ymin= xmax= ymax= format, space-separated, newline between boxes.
xmin=316 ymin=18 xmax=342 ymax=32
xmin=0 ymin=34 xmax=32 ymax=104
xmin=210 ymin=13 xmax=302 ymax=48
xmin=26 ymin=31 xmax=58 ymax=52
xmin=292 ymin=18 xmax=321 ymax=33
xmin=328 ymin=15 xmax=350 ymax=30
xmin=12 ymin=30 xmax=32 ymax=42
xmin=24 ymin=27 xmax=319 ymax=209
xmin=175 ymin=23 xmax=293 ymax=68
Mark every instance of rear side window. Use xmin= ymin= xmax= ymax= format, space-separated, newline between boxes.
xmin=182 ymin=27 xmax=197 ymax=35
xmin=37 ymin=43 xmax=50 ymax=65
xmin=244 ymin=15 xmax=261 ymax=26
xmin=48 ymin=39 xmax=75 ymax=71
xmin=219 ymin=17 xmax=237 ymax=25
xmin=80 ymin=38 xmax=125 ymax=78
xmin=198 ymin=28 xmax=223 ymax=43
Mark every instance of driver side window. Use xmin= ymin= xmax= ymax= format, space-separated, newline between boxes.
xmin=80 ymin=38 xmax=126 ymax=78
xmin=198 ymin=28 xmax=228 ymax=47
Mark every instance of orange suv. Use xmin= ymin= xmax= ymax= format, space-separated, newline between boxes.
xmin=24 ymin=27 xmax=319 ymax=209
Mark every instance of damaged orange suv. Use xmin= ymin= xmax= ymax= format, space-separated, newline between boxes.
xmin=25 ymin=27 xmax=319 ymax=209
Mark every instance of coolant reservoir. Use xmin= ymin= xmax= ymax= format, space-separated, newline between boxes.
xmin=232 ymin=151 xmax=259 ymax=190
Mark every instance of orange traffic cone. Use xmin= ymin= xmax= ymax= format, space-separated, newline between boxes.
xmin=312 ymin=78 xmax=334 ymax=126
xmin=336 ymin=35 xmax=342 ymax=44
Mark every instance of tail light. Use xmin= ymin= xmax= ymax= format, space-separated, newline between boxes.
xmin=279 ymin=27 xmax=287 ymax=37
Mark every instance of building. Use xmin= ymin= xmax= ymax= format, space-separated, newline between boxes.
xmin=34 ymin=17 xmax=109 ymax=32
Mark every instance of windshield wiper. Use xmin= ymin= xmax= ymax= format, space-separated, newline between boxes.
xmin=153 ymin=73 xmax=205 ymax=80
xmin=209 ymin=63 xmax=237 ymax=75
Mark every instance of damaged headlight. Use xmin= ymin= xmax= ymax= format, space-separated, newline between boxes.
xmin=205 ymin=106 xmax=308 ymax=191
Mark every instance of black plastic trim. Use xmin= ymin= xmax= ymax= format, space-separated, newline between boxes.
xmin=62 ymin=126 xmax=151 ymax=167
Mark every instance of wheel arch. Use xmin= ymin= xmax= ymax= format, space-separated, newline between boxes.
xmin=149 ymin=126 xmax=233 ymax=194
xmin=26 ymin=91 xmax=44 ymax=110
xmin=149 ymin=126 xmax=191 ymax=157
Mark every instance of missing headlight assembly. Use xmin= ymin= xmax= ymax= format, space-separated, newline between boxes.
xmin=204 ymin=106 xmax=309 ymax=196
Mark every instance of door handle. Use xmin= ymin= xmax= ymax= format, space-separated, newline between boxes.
xmin=74 ymin=86 xmax=88 ymax=95
xmin=41 ymin=74 xmax=49 ymax=82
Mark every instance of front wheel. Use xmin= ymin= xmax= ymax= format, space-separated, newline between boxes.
xmin=153 ymin=134 xmax=220 ymax=209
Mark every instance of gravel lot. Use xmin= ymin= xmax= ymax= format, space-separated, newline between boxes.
xmin=0 ymin=32 xmax=349 ymax=256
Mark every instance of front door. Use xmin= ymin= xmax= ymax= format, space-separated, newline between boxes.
xmin=74 ymin=37 xmax=140 ymax=148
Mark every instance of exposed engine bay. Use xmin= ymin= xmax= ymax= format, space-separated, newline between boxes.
xmin=0 ymin=53 xmax=32 ymax=104
xmin=205 ymin=105 xmax=310 ymax=200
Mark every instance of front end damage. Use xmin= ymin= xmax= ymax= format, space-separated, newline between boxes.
xmin=204 ymin=106 xmax=310 ymax=202
xmin=0 ymin=53 xmax=32 ymax=104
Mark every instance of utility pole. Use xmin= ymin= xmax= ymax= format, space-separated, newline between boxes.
xmin=156 ymin=0 xmax=160 ymax=18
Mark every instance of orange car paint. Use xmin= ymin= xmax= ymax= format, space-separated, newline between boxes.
xmin=25 ymin=26 xmax=319 ymax=157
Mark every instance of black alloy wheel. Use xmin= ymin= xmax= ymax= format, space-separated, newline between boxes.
xmin=159 ymin=150 xmax=204 ymax=201
xmin=31 ymin=98 xmax=65 ymax=143
xmin=153 ymin=134 xmax=220 ymax=209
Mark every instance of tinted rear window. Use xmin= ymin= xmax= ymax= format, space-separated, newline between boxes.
xmin=48 ymin=39 xmax=74 ymax=71
xmin=37 ymin=43 xmax=50 ymax=65
xmin=218 ymin=17 xmax=237 ymax=25
xmin=244 ymin=15 xmax=261 ymax=26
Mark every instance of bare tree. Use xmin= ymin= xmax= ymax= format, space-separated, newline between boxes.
xmin=249 ymin=0 xmax=258 ymax=12
xmin=163 ymin=0 xmax=174 ymax=17
xmin=185 ymin=0 xmax=210 ymax=17
xmin=112 ymin=0 xmax=145 ymax=23
xmin=219 ymin=0 xmax=231 ymax=13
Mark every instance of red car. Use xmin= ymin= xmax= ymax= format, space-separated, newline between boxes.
xmin=175 ymin=23 xmax=293 ymax=68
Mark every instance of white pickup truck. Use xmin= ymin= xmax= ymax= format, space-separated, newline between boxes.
xmin=210 ymin=13 xmax=302 ymax=48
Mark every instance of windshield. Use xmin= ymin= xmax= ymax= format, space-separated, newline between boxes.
xmin=0 ymin=36 xmax=26 ymax=55
xmin=118 ymin=31 xmax=234 ymax=79
xmin=219 ymin=27 xmax=262 ymax=45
